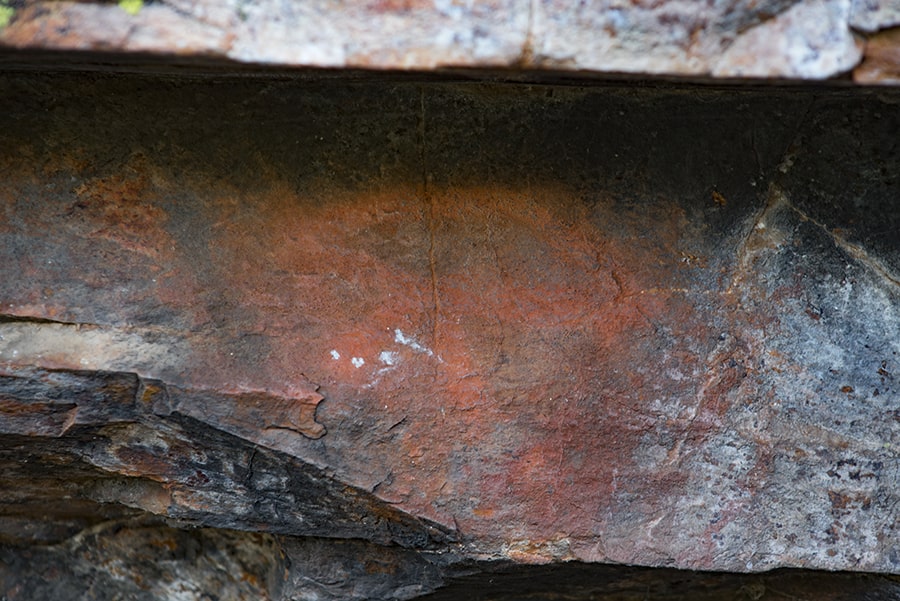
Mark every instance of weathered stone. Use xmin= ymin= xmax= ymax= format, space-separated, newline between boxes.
xmin=0 ymin=0 xmax=528 ymax=68
xmin=1 ymin=68 xmax=900 ymax=598
xmin=529 ymin=0 xmax=793 ymax=73
xmin=532 ymin=0 xmax=865 ymax=80
xmin=0 ymin=366 xmax=452 ymax=549
xmin=0 ymin=0 xmax=889 ymax=81
xmin=712 ymin=0 xmax=863 ymax=78
xmin=5 ymin=523 xmax=900 ymax=600
xmin=851 ymin=0 xmax=900 ymax=32
xmin=855 ymin=26 xmax=900 ymax=83
xmin=1 ymin=525 xmax=288 ymax=601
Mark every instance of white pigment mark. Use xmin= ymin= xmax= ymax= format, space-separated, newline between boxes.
xmin=379 ymin=351 xmax=399 ymax=366
xmin=330 ymin=349 xmax=341 ymax=360
xmin=393 ymin=328 xmax=433 ymax=356
xmin=351 ymin=357 xmax=365 ymax=368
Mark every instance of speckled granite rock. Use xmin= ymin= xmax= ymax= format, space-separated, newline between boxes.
xmin=851 ymin=0 xmax=900 ymax=32
xmin=0 ymin=0 xmax=898 ymax=81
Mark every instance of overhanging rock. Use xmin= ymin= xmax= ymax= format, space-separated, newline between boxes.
xmin=2 ymin=0 xmax=900 ymax=83
xmin=1 ymin=70 xmax=900 ymax=599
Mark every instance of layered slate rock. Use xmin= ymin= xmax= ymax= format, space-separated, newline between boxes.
xmin=1 ymin=71 xmax=900 ymax=598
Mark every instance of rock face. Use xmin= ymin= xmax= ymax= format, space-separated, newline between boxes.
xmin=0 ymin=0 xmax=899 ymax=82
xmin=855 ymin=27 xmax=900 ymax=83
xmin=1 ymin=69 xmax=900 ymax=599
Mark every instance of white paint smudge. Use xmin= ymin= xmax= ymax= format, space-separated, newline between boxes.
xmin=330 ymin=349 xmax=340 ymax=360
xmin=351 ymin=357 xmax=365 ymax=368
xmin=379 ymin=351 xmax=399 ymax=366
xmin=393 ymin=329 xmax=433 ymax=356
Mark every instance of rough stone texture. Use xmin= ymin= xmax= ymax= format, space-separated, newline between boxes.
xmin=851 ymin=0 xmax=900 ymax=31
xmin=0 ymin=0 xmax=528 ymax=68
xmin=0 ymin=367 xmax=453 ymax=546
xmin=0 ymin=0 xmax=898 ymax=81
xmin=855 ymin=26 xmax=900 ymax=83
xmin=1 ymin=69 xmax=900 ymax=598
xmin=533 ymin=0 xmax=864 ymax=78
xmin=4 ymin=523 xmax=900 ymax=600
xmin=712 ymin=0 xmax=862 ymax=78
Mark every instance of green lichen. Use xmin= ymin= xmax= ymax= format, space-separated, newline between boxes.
xmin=118 ymin=0 xmax=143 ymax=16
xmin=0 ymin=2 xmax=15 ymax=30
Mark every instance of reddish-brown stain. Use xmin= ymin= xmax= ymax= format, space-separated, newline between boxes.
xmin=1 ymin=152 xmax=766 ymax=560
xmin=154 ymin=176 xmax=741 ymax=551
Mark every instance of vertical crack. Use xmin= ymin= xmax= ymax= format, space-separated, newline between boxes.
xmin=750 ymin=123 xmax=762 ymax=180
xmin=418 ymin=87 xmax=441 ymax=353
xmin=728 ymin=183 xmax=784 ymax=295
xmin=520 ymin=0 xmax=538 ymax=65
xmin=609 ymin=267 xmax=626 ymax=303
xmin=774 ymin=96 xmax=816 ymax=183
xmin=245 ymin=448 xmax=257 ymax=487
xmin=729 ymin=97 xmax=817 ymax=295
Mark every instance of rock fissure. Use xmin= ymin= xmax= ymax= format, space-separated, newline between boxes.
xmin=782 ymin=194 xmax=900 ymax=291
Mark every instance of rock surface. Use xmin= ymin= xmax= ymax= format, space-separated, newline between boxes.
xmin=855 ymin=26 xmax=900 ymax=83
xmin=1 ymin=69 xmax=900 ymax=598
xmin=0 ymin=0 xmax=898 ymax=82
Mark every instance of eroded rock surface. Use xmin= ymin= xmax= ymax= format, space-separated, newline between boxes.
xmin=0 ymin=0 xmax=898 ymax=81
xmin=1 ymin=71 xmax=900 ymax=598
